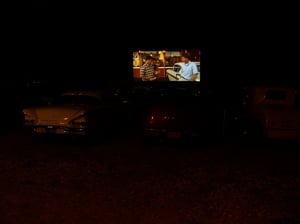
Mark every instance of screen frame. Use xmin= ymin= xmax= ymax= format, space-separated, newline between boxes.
xmin=131 ymin=48 xmax=204 ymax=88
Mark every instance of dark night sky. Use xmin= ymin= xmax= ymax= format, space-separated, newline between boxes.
xmin=27 ymin=39 xmax=298 ymax=89
xmin=5 ymin=14 xmax=300 ymax=90
xmin=32 ymin=0 xmax=48 ymax=8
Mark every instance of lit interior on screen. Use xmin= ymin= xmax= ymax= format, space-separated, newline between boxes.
xmin=133 ymin=49 xmax=201 ymax=82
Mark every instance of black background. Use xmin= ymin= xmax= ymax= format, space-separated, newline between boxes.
xmin=4 ymin=11 xmax=300 ymax=92
xmin=32 ymin=0 xmax=48 ymax=8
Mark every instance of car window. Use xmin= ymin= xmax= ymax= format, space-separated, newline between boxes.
xmin=173 ymin=64 xmax=182 ymax=72
xmin=55 ymin=95 xmax=101 ymax=105
xmin=265 ymin=90 xmax=287 ymax=100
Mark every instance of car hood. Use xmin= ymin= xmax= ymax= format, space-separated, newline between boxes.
xmin=261 ymin=108 xmax=300 ymax=123
xmin=260 ymin=107 xmax=300 ymax=119
xmin=24 ymin=104 xmax=90 ymax=125
xmin=166 ymin=69 xmax=178 ymax=76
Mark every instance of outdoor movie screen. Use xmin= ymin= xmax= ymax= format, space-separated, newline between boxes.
xmin=133 ymin=49 xmax=201 ymax=82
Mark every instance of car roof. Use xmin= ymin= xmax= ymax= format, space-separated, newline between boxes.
xmin=61 ymin=90 xmax=103 ymax=99
xmin=174 ymin=61 xmax=200 ymax=65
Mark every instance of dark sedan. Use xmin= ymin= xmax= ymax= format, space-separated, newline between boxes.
xmin=141 ymin=91 xmax=224 ymax=142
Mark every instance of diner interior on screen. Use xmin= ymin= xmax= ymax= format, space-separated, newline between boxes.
xmin=132 ymin=49 xmax=201 ymax=82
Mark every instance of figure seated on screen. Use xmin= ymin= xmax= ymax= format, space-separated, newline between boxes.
xmin=167 ymin=62 xmax=200 ymax=82
xmin=167 ymin=53 xmax=200 ymax=82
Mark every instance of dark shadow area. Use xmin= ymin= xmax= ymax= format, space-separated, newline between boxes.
xmin=32 ymin=0 xmax=48 ymax=7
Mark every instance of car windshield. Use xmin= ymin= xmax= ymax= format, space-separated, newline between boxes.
xmin=143 ymin=90 xmax=202 ymax=105
xmin=173 ymin=64 xmax=182 ymax=72
xmin=55 ymin=95 xmax=101 ymax=105
xmin=265 ymin=90 xmax=287 ymax=100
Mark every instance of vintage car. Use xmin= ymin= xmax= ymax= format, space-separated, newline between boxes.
xmin=22 ymin=90 xmax=106 ymax=136
xmin=233 ymin=86 xmax=300 ymax=140
xmin=141 ymin=91 xmax=224 ymax=142
xmin=166 ymin=62 xmax=200 ymax=81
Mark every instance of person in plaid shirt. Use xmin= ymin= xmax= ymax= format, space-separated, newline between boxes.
xmin=140 ymin=56 xmax=157 ymax=81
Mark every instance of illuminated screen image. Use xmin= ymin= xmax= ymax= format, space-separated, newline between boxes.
xmin=133 ymin=49 xmax=201 ymax=82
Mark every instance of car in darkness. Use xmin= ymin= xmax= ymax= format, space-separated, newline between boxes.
xmin=225 ymin=86 xmax=300 ymax=140
xmin=22 ymin=90 xmax=106 ymax=137
xmin=166 ymin=62 xmax=200 ymax=81
xmin=140 ymin=89 xmax=224 ymax=142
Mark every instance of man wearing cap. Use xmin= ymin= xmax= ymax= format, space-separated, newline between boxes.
xmin=140 ymin=55 xmax=157 ymax=81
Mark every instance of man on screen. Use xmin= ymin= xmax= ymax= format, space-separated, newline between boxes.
xmin=140 ymin=56 xmax=157 ymax=81
xmin=180 ymin=53 xmax=199 ymax=81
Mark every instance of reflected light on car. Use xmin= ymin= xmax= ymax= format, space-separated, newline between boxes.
xmin=24 ymin=113 xmax=36 ymax=125
xmin=148 ymin=115 xmax=155 ymax=124
xmin=70 ymin=116 xmax=86 ymax=127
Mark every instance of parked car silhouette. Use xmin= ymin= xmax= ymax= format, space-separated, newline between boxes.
xmin=141 ymin=90 xmax=224 ymax=142
xmin=229 ymin=86 xmax=300 ymax=139
xmin=23 ymin=90 xmax=105 ymax=136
